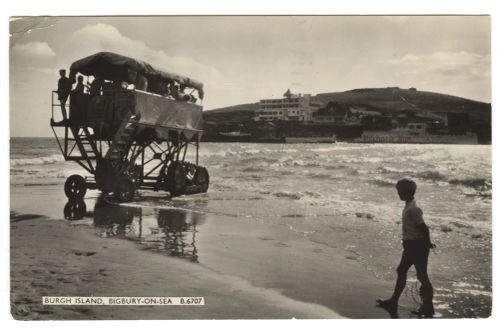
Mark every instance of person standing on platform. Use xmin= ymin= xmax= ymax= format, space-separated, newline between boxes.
xmin=55 ymin=69 xmax=72 ymax=124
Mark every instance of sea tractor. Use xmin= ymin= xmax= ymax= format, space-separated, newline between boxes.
xmin=50 ymin=52 xmax=209 ymax=203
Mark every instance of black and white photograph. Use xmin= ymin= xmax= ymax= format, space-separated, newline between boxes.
xmin=7 ymin=12 xmax=493 ymax=321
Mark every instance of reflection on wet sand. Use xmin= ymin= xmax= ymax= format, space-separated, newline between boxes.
xmin=63 ymin=198 xmax=205 ymax=263
xmin=156 ymin=209 xmax=201 ymax=262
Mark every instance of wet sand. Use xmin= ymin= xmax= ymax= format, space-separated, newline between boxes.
xmin=11 ymin=185 xmax=448 ymax=319
xmin=11 ymin=213 xmax=342 ymax=319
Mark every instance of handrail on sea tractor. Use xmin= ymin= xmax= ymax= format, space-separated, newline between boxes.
xmin=50 ymin=52 xmax=209 ymax=204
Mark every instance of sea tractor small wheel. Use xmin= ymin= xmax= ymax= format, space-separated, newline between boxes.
xmin=166 ymin=162 xmax=187 ymax=197
xmin=64 ymin=175 xmax=87 ymax=200
xmin=194 ymin=166 xmax=210 ymax=193
xmin=114 ymin=178 xmax=136 ymax=203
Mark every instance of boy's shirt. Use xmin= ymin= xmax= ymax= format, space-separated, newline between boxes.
xmin=402 ymin=200 xmax=425 ymax=240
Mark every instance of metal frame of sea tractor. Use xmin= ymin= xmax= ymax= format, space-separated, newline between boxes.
xmin=50 ymin=89 xmax=209 ymax=203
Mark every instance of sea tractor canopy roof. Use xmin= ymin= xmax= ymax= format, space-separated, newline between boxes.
xmin=70 ymin=52 xmax=204 ymax=138
xmin=69 ymin=51 xmax=204 ymax=97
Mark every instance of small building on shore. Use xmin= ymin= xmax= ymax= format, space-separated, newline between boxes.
xmin=311 ymin=102 xmax=362 ymax=124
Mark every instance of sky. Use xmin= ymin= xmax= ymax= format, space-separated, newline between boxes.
xmin=9 ymin=16 xmax=491 ymax=137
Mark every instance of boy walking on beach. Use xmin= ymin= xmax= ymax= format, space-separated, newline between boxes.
xmin=377 ymin=178 xmax=435 ymax=318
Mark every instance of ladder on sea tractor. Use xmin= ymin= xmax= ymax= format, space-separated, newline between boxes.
xmin=50 ymin=90 xmax=210 ymax=203
xmin=50 ymin=97 xmax=100 ymax=172
xmin=105 ymin=114 xmax=139 ymax=162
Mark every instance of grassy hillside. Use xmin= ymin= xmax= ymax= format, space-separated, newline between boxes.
xmin=314 ymin=87 xmax=491 ymax=125
xmin=204 ymin=102 xmax=259 ymax=114
xmin=204 ymin=87 xmax=491 ymax=126
xmin=203 ymin=103 xmax=259 ymax=123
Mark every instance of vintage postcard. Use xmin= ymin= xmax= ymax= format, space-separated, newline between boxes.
xmin=9 ymin=15 xmax=491 ymax=320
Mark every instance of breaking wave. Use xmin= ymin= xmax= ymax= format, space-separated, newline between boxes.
xmin=306 ymin=173 xmax=333 ymax=179
xmin=11 ymin=155 xmax=64 ymax=167
xmin=369 ymin=176 xmax=398 ymax=187
xmin=415 ymin=170 xmax=447 ymax=181
xmin=376 ymin=166 xmax=411 ymax=174
xmin=273 ymin=191 xmax=303 ymax=200
xmin=375 ymin=166 xmax=490 ymax=191
xmin=449 ymin=178 xmax=492 ymax=190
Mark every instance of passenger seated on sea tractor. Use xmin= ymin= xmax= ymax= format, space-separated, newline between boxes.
xmin=135 ymin=74 xmax=148 ymax=91
xmin=89 ymin=76 xmax=104 ymax=97
xmin=169 ymin=83 xmax=191 ymax=102
xmin=170 ymin=84 xmax=180 ymax=100
xmin=178 ymin=85 xmax=192 ymax=102
xmin=147 ymin=76 xmax=167 ymax=95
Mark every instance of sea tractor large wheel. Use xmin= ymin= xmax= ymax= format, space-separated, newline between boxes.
xmin=194 ymin=166 xmax=210 ymax=193
xmin=166 ymin=162 xmax=187 ymax=197
xmin=114 ymin=178 xmax=136 ymax=203
xmin=64 ymin=175 xmax=87 ymax=200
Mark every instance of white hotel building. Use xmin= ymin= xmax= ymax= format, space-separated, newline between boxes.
xmin=254 ymin=93 xmax=322 ymax=122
